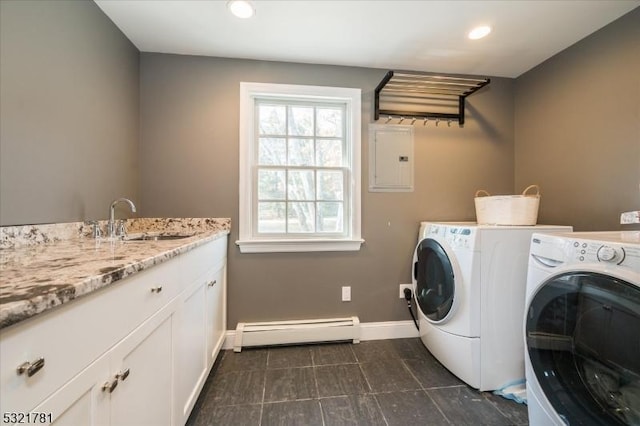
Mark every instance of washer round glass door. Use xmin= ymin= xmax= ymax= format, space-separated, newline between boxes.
xmin=414 ymin=238 xmax=455 ymax=322
xmin=526 ymin=272 xmax=640 ymax=425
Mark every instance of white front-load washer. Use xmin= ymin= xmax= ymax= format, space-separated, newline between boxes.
xmin=412 ymin=222 xmax=572 ymax=391
xmin=524 ymin=231 xmax=640 ymax=425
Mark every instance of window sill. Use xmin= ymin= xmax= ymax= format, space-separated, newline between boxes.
xmin=236 ymin=238 xmax=364 ymax=253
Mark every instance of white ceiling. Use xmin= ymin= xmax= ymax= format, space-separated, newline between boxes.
xmin=94 ymin=0 xmax=639 ymax=78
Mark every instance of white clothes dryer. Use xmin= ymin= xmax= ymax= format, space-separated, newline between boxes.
xmin=524 ymin=231 xmax=640 ymax=425
xmin=412 ymin=222 xmax=572 ymax=391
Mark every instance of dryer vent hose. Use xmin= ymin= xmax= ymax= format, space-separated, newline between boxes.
xmin=404 ymin=288 xmax=419 ymax=330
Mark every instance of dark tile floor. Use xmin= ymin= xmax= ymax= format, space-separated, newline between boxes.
xmin=186 ymin=338 xmax=528 ymax=426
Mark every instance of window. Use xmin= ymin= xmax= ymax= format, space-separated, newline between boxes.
xmin=237 ymin=83 xmax=363 ymax=253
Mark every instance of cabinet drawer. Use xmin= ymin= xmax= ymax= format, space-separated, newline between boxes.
xmin=1 ymin=292 xmax=111 ymax=414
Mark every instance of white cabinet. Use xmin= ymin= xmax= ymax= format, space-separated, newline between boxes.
xmin=205 ymin=266 xmax=226 ymax=366
xmin=0 ymin=256 xmax=183 ymax=416
xmin=32 ymin=302 xmax=176 ymax=426
xmin=32 ymin=353 xmax=110 ymax=426
xmin=174 ymin=280 xmax=206 ymax=424
xmin=1 ymin=235 xmax=228 ymax=426
xmin=109 ymin=304 xmax=175 ymax=426
xmin=174 ymin=239 xmax=227 ymax=425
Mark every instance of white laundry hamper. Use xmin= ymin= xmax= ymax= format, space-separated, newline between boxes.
xmin=474 ymin=185 xmax=540 ymax=226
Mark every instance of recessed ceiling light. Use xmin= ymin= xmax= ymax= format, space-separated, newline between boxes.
xmin=227 ymin=0 xmax=255 ymax=19
xmin=468 ymin=25 xmax=491 ymax=40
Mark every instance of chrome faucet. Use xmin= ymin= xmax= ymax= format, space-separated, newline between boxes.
xmin=108 ymin=198 xmax=137 ymax=238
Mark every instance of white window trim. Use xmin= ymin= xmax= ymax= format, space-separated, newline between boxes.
xmin=236 ymin=82 xmax=363 ymax=253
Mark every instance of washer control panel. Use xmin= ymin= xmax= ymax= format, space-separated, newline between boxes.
xmin=597 ymin=245 xmax=622 ymax=262
xmin=445 ymin=227 xmax=474 ymax=249
xmin=567 ymin=238 xmax=640 ymax=271
xmin=423 ymin=224 xmax=475 ymax=250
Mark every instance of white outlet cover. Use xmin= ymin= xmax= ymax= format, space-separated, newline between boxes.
xmin=399 ymin=284 xmax=413 ymax=298
xmin=342 ymin=286 xmax=351 ymax=302
xmin=621 ymin=211 xmax=640 ymax=224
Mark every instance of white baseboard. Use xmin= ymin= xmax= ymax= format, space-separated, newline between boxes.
xmin=359 ymin=320 xmax=420 ymax=341
xmin=222 ymin=320 xmax=419 ymax=350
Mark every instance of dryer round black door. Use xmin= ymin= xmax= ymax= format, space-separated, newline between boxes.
xmin=525 ymin=272 xmax=640 ymax=425
xmin=414 ymin=238 xmax=455 ymax=322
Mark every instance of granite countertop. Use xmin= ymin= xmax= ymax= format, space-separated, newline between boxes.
xmin=0 ymin=218 xmax=231 ymax=330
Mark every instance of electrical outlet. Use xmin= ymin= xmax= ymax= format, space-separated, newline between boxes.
xmin=342 ymin=286 xmax=351 ymax=302
xmin=399 ymin=284 xmax=412 ymax=298
xmin=621 ymin=211 xmax=640 ymax=224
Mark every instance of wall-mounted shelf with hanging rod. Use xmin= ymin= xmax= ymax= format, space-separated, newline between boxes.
xmin=374 ymin=71 xmax=490 ymax=126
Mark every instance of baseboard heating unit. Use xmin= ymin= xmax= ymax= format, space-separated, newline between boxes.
xmin=233 ymin=316 xmax=360 ymax=352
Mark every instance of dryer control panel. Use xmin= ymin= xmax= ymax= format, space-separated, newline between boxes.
xmin=531 ymin=232 xmax=640 ymax=274
xmin=567 ymin=238 xmax=640 ymax=269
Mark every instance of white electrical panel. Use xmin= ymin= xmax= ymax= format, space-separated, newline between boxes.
xmin=368 ymin=124 xmax=414 ymax=192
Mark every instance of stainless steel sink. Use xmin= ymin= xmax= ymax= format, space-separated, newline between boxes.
xmin=125 ymin=234 xmax=194 ymax=241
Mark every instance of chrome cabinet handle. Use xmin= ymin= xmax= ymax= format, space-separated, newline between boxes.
xmin=150 ymin=286 xmax=163 ymax=293
xmin=207 ymin=280 xmax=217 ymax=287
xmin=116 ymin=368 xmax=130 ymax=381
xmin=17 ymin=357 xmax=45 ymax=377
xmin=102 ymin=378 xmax=118 ymax=393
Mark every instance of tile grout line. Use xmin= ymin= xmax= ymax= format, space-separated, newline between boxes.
xmin=356 ymin=360 xmax=374 ymax=395
xmin=351 ymin=343 xmax=378 ymax=402
xmin=311 ymin=343 xmax=322 ymax=425
xmin=401 ymin=357 xmax=454 ymax=424
xmin=258 ymin=350 xmax=270 ymax=426
xmin=317 ymin=398 xmax=326 ymax=426
xmin=401 ymin=359 xmax=463 ymax=424
xmin=354 ymin=343 xmax=391 ymax=426
xmin=424 ymin=386 xmax=454 ymax=425
xmin=371 ymin=389 xmax=391 ymax=426
xmin=311 ymin=355 xmax=324 ymax=426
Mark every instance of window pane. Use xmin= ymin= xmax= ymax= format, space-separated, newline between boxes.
xmin=316 ymin=107 xmax=343 ymax=137
xmin=288 ymin=202 xmax=315 ymax=233
xmin=258 ymin=104 xmax=286 ymax=135
xmin=258 ymin=138 xmax=286 ymax=165
xmin=316 ymin=139 xmax=343 ymax=167
xmin=288 ymin=138 xmax=314 ymax=166
xmin=317 ymin=202 xmax=343 ymax=233
xmin=258 ymin=202 xmax=286 ymax=233
xmin=288 ymin=106 xmax=313 ymax=136
xmin=288 ymin=170 xmax=315 ymax=200
xmin=258 ymin=169 xmax=285 ymax=200
xmin=317 ymin=170 xmax=343 ymax=200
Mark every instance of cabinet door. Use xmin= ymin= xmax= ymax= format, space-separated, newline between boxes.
xmin=206 ymin=266 xmax=226 ymax=367
xmin=174 ymin=279 xmax=207 ymax=424
xmin=31 ymin=353 xmax=110 ymax=426
xmin=109 ymin=302 xmax=175 ymax=426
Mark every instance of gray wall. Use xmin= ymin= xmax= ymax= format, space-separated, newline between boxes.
xmin=0 ymin=0 xmax=139 ymax=225
xmin=515 ymin=7 xmax=640 ymax=231
xmin=139 ymin=54 xmax=515 ymax=327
